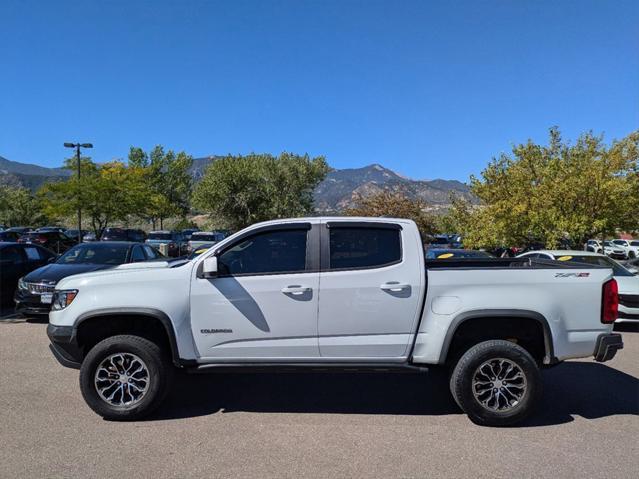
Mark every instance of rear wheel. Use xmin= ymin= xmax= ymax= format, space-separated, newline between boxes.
xmin=629 ymin=251 xmax=636 ymax=259
xmin=450 ymin=340 xmax=542 ymax=426
xmin=79 ymin=335 xmax=173 ymax=420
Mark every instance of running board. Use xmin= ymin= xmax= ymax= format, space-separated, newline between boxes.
xmin=187 ymin=362 xmax=429 ymax=374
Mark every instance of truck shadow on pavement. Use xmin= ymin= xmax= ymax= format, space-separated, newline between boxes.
xmin=155 ymin=361 xmax=638 ymax=427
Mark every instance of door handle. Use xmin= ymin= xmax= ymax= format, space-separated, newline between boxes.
xmin=380 ymin=282 xmax=409 ymax=292
xmin=281 ymin=285 xmax=312 ymax=295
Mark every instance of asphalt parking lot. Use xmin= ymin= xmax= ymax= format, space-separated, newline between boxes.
xmin=1 ymin=310 xmax=637 ymax=479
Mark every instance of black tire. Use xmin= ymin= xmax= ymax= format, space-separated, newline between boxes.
xmin=449 ymin=340 xmax=542 ymax=426
xmin=79 ymin=335 xmax=174 ymax=421
xmin=629 ymin=251 xmax=636 ymax=259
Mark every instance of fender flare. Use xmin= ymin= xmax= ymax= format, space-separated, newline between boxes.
xmin=437 ymin=309 xmax=556 ymax=365
xmin=74 ymin=307 xmax=192 ymax=367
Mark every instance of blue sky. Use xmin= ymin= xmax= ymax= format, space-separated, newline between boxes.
xmin=1 ymin=0 xmax=637 ymax=181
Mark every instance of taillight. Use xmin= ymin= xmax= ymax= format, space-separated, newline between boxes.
xmin=601 ymin=279 xmax=618 ymax=324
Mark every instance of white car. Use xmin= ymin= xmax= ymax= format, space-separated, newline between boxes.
xmin=612 ymin=239 xmax=639 ymax=259
xmin=602 ymin=241 xmax=627 ymax=259
xmin=47 ymin=218 xmax=623 ymax=426
xmin=585 ymin=239 xmax=603 ymax=253
xmin=518 ymin=250 xmax=639 ymax=323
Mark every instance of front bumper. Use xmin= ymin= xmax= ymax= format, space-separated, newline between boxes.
xmin=46 ymin=324 xmax=82 ymax=369
xmin=593 ymin=333 xmax=623 ymax=362
xmin=14 ymin=289 xmax=52 ymax=316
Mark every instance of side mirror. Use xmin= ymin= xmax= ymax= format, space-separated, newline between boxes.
xmin=202 ymin=256 xmax=218 ymax=278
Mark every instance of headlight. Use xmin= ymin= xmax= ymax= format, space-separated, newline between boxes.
xmin=52 ymin=290 xmax=78 ymax=310
xmin=18 ymin=278 xmax=27 ymax=291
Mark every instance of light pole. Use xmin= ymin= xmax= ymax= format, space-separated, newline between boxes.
xmin=63 ymin=142 xmax=93 ymax=244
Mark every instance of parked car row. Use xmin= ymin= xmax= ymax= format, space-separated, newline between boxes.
xmin=585 ymin=238 xmax=638 ymax=259
xmin=0 ymin=240 xmax=167 ymax=314
xmin=0 ymin=226 xmax=230 ymax=258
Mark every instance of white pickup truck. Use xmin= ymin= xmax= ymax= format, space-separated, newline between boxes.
xmin=47 ymin=217 xmax=623 ymax=426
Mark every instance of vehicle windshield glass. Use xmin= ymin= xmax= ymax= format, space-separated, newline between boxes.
xmin=557 ymin=255 xmax=634 ymax=277
xmin=191 ymin=233 xmax=218 ymax=241
xmin=57 ymin=244 xmax=129 ymax=265
xmin=102 ymin=229 xmax=126 ymax=239
xmin=149 ymin=233 xmax=172 ymax=240
xmin=427 ymin=249 xmax=492 ymax=259
xmin=431 ymin=237 xmax=449 ymax=245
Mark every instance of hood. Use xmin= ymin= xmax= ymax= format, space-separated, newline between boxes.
xmin=614 ymin=275 xmax=639 ymax=295
xmin=23 ymin=263 xmax=113 ymax=284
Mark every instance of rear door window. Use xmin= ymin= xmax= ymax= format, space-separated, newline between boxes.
xmin=131 ymin=246 xmax=146 ymax=262
xmin=23 ymin=246 xmax=41 ymax=260
xmin=143 ymin=245 xmax=159 ymax=259
xmin=0 ymin=246 xmax=25 ymax=262
xmin=328 ymin=227 xmax=401 ymax=270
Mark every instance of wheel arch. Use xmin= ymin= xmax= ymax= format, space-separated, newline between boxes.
xmin=73 ymin=307 xmax=188 ymax=368
xmin=438 ymin=309 xmax=556 ymax=366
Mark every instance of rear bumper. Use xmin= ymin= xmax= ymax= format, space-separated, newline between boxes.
xmin=46 ymin=324 xmax=82 ymax=369
xmin=593 ymin=333 xmax=623 ymax=362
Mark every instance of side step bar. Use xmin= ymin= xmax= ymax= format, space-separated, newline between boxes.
xmin=187 ymin=362 xmax=430 ymax=374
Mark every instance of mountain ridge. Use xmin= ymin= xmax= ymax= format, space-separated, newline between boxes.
xmin=1 ymin=155 xmax=475 ymax=211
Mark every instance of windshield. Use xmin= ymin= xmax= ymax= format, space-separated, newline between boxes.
xmin=430 ymin=237 xmax=450 ymax=245
xmin=191 ymin=233 xmax=219 ymax=241
xmin=102 ymin=229 xmax=127 ymax=239
xmin=555 ymin=255 xmax=634 ymax=277
xmin=57 ymin=244 xmax=129 ymax=265
xmin=188 ymin=244 xmax=213 ymax=259
xmin=426 ymin=249 xmax=492 ymax=259
xmin=148 ymin=233 xmax=172 ymax=240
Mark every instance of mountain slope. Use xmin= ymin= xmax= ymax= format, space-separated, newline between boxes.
xmin=314 ymin=164 xmax=476 ymax=212
xmin=0 ymin=155 xmax=71 ymax=190
xmin=0 ymin=156 xmax=70 ymax=177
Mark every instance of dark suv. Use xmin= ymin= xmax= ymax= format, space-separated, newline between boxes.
xmin=145 ymin=231 xmax=187 ymax=257
xmin=100 ymin=228 xmax=146 ymax=242
xmin=18 ymin=231 xmax=76 ymax=254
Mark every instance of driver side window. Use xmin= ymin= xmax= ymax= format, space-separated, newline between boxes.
xmin=217 ymin=229 xmax=308 ymax=276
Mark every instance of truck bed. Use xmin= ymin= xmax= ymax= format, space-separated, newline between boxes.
xmin=424 ymin=257 xmax=608 ymax=269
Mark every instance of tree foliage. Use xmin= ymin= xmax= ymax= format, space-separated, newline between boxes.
xmin=39 ymin=158 xmax=149 ymax=238
xmin=192 ymin=153 xmax=330 ymax=229
xmin=0 ymin=185 xmax=47 ymax=226
xmin=345 ymin=190 xmax=437 ymax=238
xmin=448 ymin=128 xmax=639 ymax=248
xmin=128 ymin=146 xmax=193 ymax=229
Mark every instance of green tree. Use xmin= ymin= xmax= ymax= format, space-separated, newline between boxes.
xmin=128 ymin=146 xmax=193 ymax=229
xmin=192 ymin=153 xmax=330 ymax=230
xmin=0 ymin=185 xmax=47 ymax=226
xmin=449 ymin=128 xmax=639 ymax=249
xmin=344 ymin=191 xmax=437 ymax=238
xmin=39 ymin=158 xmax=149 ymax=238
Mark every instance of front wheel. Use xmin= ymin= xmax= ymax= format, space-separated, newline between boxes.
xmin=449 ymin=340 xmax=542 ymax=426
xmin=79 ymin=335 xmax=174 ymax=420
